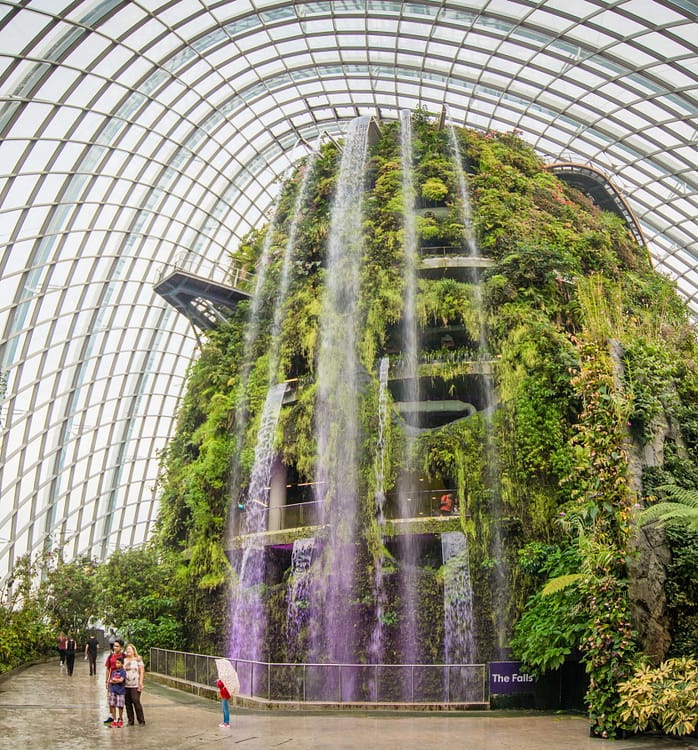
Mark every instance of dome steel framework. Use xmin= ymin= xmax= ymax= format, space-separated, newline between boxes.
xmin=0 ymin=0 xmax=696 ymax=583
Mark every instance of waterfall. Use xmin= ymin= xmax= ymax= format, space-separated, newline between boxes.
xmin=242 ymin=381 xmax=289 ymax=535
xmin=228 ymin=149 xmax=318 ymax=662
xmin=368 ymin=356 xmax=390 ymax=664
xmin=400 ymin=110 xmax=420 ymax=391
xmin=397 ymin=109 xmax=421 ymax=665
xmin=374 ymin=357 xmax=390 ymax=524
xmin=441 ymin=531 xmax=476 ymax=664
xmin=448 ymin=125 xmax=478 ymax=259
xmin=228 ymin=381 xmax=288 ymax=660
xmin=449 ymin=124 xmax=507 ymax=656
xmin=268 ymin=149 xmax=318 ymax=383
xmin=310 ymin=116 xmax=371 ymax=664
xmin=228 ymin=199 xmax=282 ymax=503
xmin=285 ymin=537 xmax=315 ymax=661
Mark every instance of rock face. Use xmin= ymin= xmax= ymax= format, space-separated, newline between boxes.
xmin=609 ymin=338 xmax=673 ymax=662
xmin=628 ymin=524 xmax=672 ymax=664
xmin=625 ymin=411 xmax=673 ymax=663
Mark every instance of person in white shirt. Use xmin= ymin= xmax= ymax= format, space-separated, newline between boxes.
xmin=123 ymin=642 xmax=146 ymax=726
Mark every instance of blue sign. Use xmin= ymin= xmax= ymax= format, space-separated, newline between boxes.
xmin=489 ymin=661 xmax=536 ymax=694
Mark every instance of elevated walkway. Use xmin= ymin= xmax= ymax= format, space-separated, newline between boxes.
xmin=420 ymin=254 xmax=494 ymax=272
xmin=546 ymin=161 xmax=647 ymax=250
xmin=227 ymin=500 xmax=463 ymax=547
xmin=154 ymin=255 xmax=252 ymax=330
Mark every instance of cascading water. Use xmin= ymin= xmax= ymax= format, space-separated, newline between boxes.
xmin=228 ymin=380 xmax=288 ymax=660
xmin=448 ymin=126 xmax=478 ymax=259
xmin=400 ymin=111 xmax=420 ymax=389
xmin=442 ymin=530 xmax=480 ymax=701
xmin=228 ymin=200 xmax=282 ymax=501
xmin=368 ymin=356 xmax=390 ymax=664
xmin=396 ymin=109 xmax=422 ymax=665
xmin=441 ymin=531 xmax=476 ymax=664
xmin=309 ymin=116 xmax=371 ymax=666
xmin=285 ymin=537 xmax=315 ymax=662
xmin=268 ymin=149 xmax=318 ymax=383
xmin=229 ymin=149 xmax=318 ymax=661
xmin=448 ymin=124 xmax=487 ymax=340
xmin=449 ymin=124 xmax=507 ymax=656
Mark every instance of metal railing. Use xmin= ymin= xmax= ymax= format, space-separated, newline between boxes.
xmin=150 ymin=648 xmax=487 ymax=704
xmin=419 ymin=244 xmax=468 ymax=257
xmin=232 ymin=500 xmax=321 ymax=535
xmin=156 ymin=252 xmax=253 ymax=290
xmin=233 ymin=492 xmax=462 ymax=535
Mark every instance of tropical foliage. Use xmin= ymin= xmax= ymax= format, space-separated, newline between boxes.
xmin=0 ymin=554 xmax=54 ymax=673
xmin=640 ymin=485 xmax=698 ymax=529
xmin=152 ymin=115 xmax=698 ymax=735
xmin=619 ymin=657 xmax=698 ymax=736
xmin=6 ymin=113 xmax=695 ymax=737
xmin=0 ymin=545 xmax=182 ymax=674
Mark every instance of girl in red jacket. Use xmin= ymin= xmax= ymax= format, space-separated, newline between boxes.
xmin=216 ymin=679 xmax=231 ymax=727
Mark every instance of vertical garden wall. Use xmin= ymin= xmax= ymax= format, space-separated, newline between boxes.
xmin=155 ymin=112 xmax=698 ymax=735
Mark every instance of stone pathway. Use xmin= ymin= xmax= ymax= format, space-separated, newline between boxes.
xmin=1 ymin=659 xmax=697 ymax=749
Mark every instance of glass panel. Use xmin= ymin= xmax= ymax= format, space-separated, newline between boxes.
xmin=0 ymin=0 xmax=695 ymax=588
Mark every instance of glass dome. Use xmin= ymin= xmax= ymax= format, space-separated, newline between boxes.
xmin=0 ymin=0 xmax=696 ymax=582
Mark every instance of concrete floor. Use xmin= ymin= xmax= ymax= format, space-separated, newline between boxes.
xmin=1 ymin=659 xmax=698 ymax=750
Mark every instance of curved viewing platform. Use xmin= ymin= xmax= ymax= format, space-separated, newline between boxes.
xmin=418 ymin=245 xmax=493 ymax=282
xmin=420 ymin=254 xmax=494 ymax=270
xmin=388 ymin=355 xmax=495 ymax=378
xmin=228 ymin=493 xmax=464 ymax=545
xmin=546 ymin=161 xmax=647 ymax=250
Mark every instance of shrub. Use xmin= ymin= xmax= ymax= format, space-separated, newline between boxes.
xmin=618 ymin=657 xmax=698 ymax=736
xmin=420 ymin=177 xmax=449 ymax=202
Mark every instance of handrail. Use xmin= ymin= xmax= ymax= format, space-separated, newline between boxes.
xmin=156 ymin=252 xmax=254 ymax=289
xmin=233 ymin=492 xmax=462 ymax=535
xmin=150 ymin=647 xmax=487 ymax=704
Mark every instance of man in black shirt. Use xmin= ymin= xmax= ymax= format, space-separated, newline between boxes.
xmin=85 ymin=632 xmax=99 ymax=675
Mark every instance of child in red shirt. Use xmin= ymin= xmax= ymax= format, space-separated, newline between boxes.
xmin=103 ymin=639 xmax=124 ymax=725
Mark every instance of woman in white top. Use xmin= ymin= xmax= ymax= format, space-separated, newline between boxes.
xmin=123 ymin=643 xmax=146 ymax=725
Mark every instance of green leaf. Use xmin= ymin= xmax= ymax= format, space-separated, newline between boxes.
xmin=541 ymin=573 xmax=583 ymax=596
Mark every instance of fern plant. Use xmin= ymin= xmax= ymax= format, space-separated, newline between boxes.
xmin=639 ymin=485 xmax=698 ymax=529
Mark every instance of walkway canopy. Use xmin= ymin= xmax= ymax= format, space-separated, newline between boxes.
xmin=0 ymin=0 xmax=696 ymax=582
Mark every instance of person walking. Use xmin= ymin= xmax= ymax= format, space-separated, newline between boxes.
xmin=123 ymin=643 xmax=146 ymax=726
xmin=65 ymin=633 xmax=77 ymax=676
xmin=85 ymin=633 xmax=99 ymax=676
xmin=57 ymin=633 xmax=67 ymax=668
